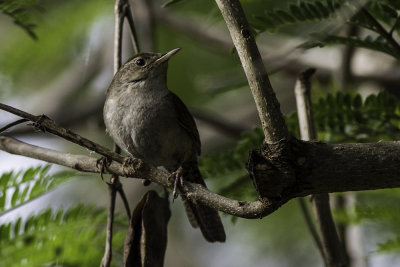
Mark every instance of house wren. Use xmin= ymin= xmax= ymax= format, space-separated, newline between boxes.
xmin=103 ymin=48 xmax=225 ymax=242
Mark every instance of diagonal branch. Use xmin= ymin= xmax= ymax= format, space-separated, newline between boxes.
xmin=0 ymin=103 xmax=124 ymax=163
xmin=214 ymin=0 xmax=289 ymax=143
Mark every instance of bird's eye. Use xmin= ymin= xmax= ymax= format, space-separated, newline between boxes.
xmin=135 ymin=58 xmax=145 ymax=66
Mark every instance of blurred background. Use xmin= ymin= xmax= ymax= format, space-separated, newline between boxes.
xmin=2 ymin=0 xmax=400 ymax=266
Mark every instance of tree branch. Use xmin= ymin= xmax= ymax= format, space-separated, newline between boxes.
xmin=297 ymin=198 xmax=324 ymax=254
xmin=3 ymin=133 xmax=400 ymax=220
xmin=0 ymin=136 xmax=272 ymax=218
xmin=100 ymin=183 xmax=117 ymax=267
xmin=103 ymin=1 xmax=141 ymax=265
xmin=295 ymin=69 xmax=348 ymax=267
xmin=214 ymin=0 xmax=289 ymax=143
xmin=0 ymin=103 xmax=124 ymax=163
xmin=0 ymin=119 xmax=28 ymax=133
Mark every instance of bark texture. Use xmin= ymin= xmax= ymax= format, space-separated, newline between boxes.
xmin=249 ymin=139 xmax=400 ymax=200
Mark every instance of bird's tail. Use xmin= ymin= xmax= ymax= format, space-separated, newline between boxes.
xmin=181 ymin=162 xmax=226 ymax=242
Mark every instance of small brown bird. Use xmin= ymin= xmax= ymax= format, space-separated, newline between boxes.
xmin=103 ymin=48 xmax=225 ymax=242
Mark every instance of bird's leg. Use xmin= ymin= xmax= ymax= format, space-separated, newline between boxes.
xmin=169 ymin=166 xmax=183 ymax=200
xmin=96 ymin=156 xmax=112 ymax=182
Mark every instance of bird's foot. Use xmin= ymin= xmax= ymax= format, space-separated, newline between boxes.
xmin=123 ymin=157 xmax=151 ymax=185
xmin=169 ymin=166 xmax=184 ymax=201
xmin=122 ymin=156 xmax=149 ymax=183
xmin=123 ymin=156 xmax=139 ymax=176
xmin=96 ymin=156 xmax=111 ymax=182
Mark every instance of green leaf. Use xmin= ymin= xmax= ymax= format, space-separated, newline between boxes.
xmin=10 ymin=187 xmax=20 ymax=207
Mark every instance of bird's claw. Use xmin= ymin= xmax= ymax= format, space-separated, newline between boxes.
xmin=170 ymin=166 xmax=183 ymax=201
xmin=96 ymin=156 xmax=111 ymax=182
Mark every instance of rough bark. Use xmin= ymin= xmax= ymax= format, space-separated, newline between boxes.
xmin=214 ymin=0 xmax=289 ymax=143
xmin=248 ymin=139 xmax=400 ymax=200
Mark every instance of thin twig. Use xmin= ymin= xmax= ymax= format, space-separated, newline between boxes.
xmin=133 ymin=0 xmax=155 ymax=51
xmin=295 ymin=69 xmax=348 ymax=267
xmin=389 ymin=16 xmax=400 ymax=36
xmin=297 ymin=197 xmax=324 ymax=257
xmin=214 ymin=0 xmax=289 ymax=143
xmin=101 ymin=1 xmax=139 ymax=265
xmin=114 ymin=0 xmax=124 ymax=73
xmin=0 ymin=103 xmax=124 ymax=163
xmin=100 ymin=182 xmax=117 ymax=267
xmin=116 ymin=183 xmax=132 ymax=220
xmin=122 ymin=1 xmax=140 ymax=54
xmin=338 ymin=25 xmax=358 ymax=92
xmin=0 ymin=119 xmax=28 ymax=133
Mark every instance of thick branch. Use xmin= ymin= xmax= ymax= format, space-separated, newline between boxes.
xmin=214 ymin=0 xmax=289 ymax=143
xmin=248 ymin=139 xmax=400 ymax=200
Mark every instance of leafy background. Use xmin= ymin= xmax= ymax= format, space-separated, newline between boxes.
xmin=2 ymin=0 xmax=400 ymax=266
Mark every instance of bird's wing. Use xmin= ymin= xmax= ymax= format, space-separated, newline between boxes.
xmin=165 ymin=92 xmax=201 ymax=155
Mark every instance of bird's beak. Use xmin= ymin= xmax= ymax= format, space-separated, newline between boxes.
xmin=154 ymin=48 xmax=181 ymax=65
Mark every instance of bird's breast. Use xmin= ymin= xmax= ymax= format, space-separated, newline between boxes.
xmin=104 ymin=87 xmax=191 ymax=170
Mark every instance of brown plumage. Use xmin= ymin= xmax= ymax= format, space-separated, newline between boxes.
xmin=103 ymin=48 xmax=225 ymax=242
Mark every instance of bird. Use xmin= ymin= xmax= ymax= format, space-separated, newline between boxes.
xmin=103 ymin=48 xmax=226 ymax=242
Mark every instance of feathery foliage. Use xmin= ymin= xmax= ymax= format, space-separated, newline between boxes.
xmin=0 ymin=205 xmax=126 ymax=266
xmin=0 ymin=0 xmax=41 ymax=39
xmin=0 ymin=165 xmax=75 ymax=215
xmin=250 ymin=0 xmax=400 ymax=59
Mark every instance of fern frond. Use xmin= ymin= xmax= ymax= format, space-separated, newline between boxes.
xmin=0 ymin=165 xmax=75 ymax=215
xmin=0 ymin=205 xmax=126 ymax=266
xmin=251 ymin=0 xmax=346 ymax=32
xmin=0 ymin=0 xmax=41 ymax=40
xmin=298 ymin=33 xmax=400 ymax=59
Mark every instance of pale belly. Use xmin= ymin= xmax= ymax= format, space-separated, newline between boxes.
xmin=104 ymin=94 xmax=192 ymax=171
